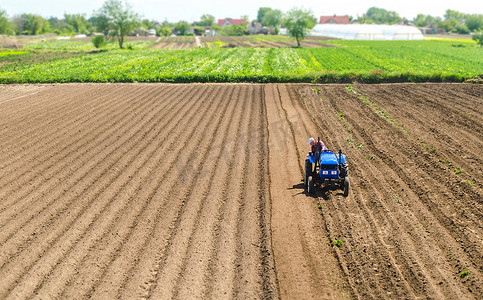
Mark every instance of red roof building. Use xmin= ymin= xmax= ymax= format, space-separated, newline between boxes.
xmin=217 ymin=19 xmax=246 ymax=27
xmin=320 ymin=15 xmax=350 ymax=24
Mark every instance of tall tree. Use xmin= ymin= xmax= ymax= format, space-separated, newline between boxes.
xmin=444 ymin=9 xmax=466 ymax=21
xmin=437 ymin=17 xmax=459 ymax=33
xmin=454 ymin=24 xmax=470 ymax=34
xmin=161 ymin=19 xmax=172 ymax=28
xmin=19 ymin=14 xmax=50 ymax=35
xmin=262 ymin=9 xmax=282 ymax=33
xmin=140 ymin=18 xmax=155 ymax=29
xmin=0 ymin=7 xmax=12 ymax=34
xmin=90 ymin=14 xmax=110 ymax=36
xmin=466 ymin=14 xmax=483 ymax=32
xmin=64 ymin=13 xmax=91 ymax=34
xmin=200 ymin=14 xmax=215 ymax=27
xmin=257 ymin=7 xmax=271 ymax=23
xmin=283 ymin=8 xmax=316 ymax=47
xmin=174 ymin=21 xmax=191 ymax=35
xmin=48 ymin=17 xmax=68 ymax=34
xmin=240 ymin=15 xmax=249 ymax=24
xmin=11 ymin=15 xmax=23 ymax=35
xmin=94 ymin=0 xmax=140 ymax=49
xmin=360 ymin=7 xmax=401 ymax=24
xmin=158 ymin=26 xmax=171 ymax=36
xmin=223 ymin=24 xmax=246 ymax=36
xmin=413 ymin=14 xmax=436 ymax=27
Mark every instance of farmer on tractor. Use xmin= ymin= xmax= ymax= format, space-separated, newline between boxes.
xmin=308 ymin=137 xmax=328 ymax=169
xmin=305 ymin=137 xmax=350 ymax=196
xmin=308 ymin=137 xmax=327 ymax=153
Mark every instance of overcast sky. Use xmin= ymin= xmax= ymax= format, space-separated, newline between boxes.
xmin=1 ymin=0 xmax=482 ymax=22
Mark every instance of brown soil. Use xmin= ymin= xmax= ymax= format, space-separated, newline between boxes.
xmin=149 ymin=36 xmax=197 ymax=49
xmin=149 ymin=42 xmax=197 ymax=49
xmin=0 ymin=83 xmax=277 ymax=299
xmin=69 ymin=36 xmax=159 ymax=42
xmin=152 ymin=36 xmax=336 ymax=49
xmin=0 ymin=83 xmax=481 ymax=299
xmin=265 ymin=84 xmax=350 ymax=299
xmin=292 ymin=83 xmax=482 ymax=299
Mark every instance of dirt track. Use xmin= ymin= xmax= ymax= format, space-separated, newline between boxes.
xmin=0 ymin=83 xmax=481 ymax=299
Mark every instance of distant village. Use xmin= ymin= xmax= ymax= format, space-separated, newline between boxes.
xmin=1 ymin=5 xmax=481 ymax=42
xmin=137 ymin=14 xmax=446 ymax=38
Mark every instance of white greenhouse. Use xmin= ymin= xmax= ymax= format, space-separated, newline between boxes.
xmin=311 ymin=24 xmax=424 ymax=40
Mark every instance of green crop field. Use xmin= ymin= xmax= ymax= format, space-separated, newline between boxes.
xmin=22 ymin=40 xmax=156 ymax=51
xmin=0 ymin=40 xmax=481 ymax=83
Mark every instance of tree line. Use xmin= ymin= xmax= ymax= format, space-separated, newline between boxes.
xmin=1 ymin=2 xmax=482 ymax=49
xmin=1 ymin=4 xmax=482 ymax=37
xmin=358 ymin=7 xmax=483 ymax=34
xmin=0 ymin=2 xmax=316 ymax=48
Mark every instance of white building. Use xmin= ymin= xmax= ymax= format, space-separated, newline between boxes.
xmin=312 ymin=24 xmax=423 ymax=40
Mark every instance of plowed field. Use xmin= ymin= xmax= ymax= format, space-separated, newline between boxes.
xmin=0 ymin=83 xmax=481 ymax=299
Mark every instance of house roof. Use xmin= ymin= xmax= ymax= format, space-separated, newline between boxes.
xmin=217 ymin=19 xmax=246 ymax=26
xmin=320 ymin=15 xmax=350 ymax=24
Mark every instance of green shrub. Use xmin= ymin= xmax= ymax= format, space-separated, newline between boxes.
xmin=473 ymin=32 xmax=483 ymax=47
xmin=92 ymin=35 xmax=106 ymax=48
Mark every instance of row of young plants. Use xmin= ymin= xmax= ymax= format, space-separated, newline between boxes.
xmin=0 ymin=50 xmax=84 ymax=73
xmin=0 ymin=40 xmax=481 ymax=83
xmin=22 ymin=39 xmax=155 ymax=51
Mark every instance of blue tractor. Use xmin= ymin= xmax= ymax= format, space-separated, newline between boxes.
xmin=305 ymin=138 xmax=349 ymax=196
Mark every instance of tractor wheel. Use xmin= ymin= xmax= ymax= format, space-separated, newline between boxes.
xmin=307 ymin=176 xmax=315 ymax=194
xmin=343 ymin=176 xmax=350 ymax=197
xmin=304 ymin=159 xmax=312 ymax=188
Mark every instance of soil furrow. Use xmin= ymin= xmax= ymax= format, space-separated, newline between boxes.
xmin=0 ymin=84 xmax=110 ymax=151
xmin=0 ymin=85 xmax=55 ymax=116
xmin=46 ymin=84 xmax=221 ymax=298
xmin=303 ymin=86 xmax=439 ymax=297
xmin=296 ymin=84 xmax=481 ymax=298
xmin=0 ymin=85 xmax=145 ymax=185
xmin=110 ymin=85 xmax=234 ymax=299
xmin=10 ymin=85 xmax=212 ymax=299
xmin=200 ymin=87 xmax=255 ymax=299
xmin=0 ymin=84 xmax=134 ymax=170
xmin=282 ymin=85 xmax=348 ymax=297
xmin=86 ymin=85 xmax=240 ymax=299
xmin=0 ymin=85 xmax=176 ymax=246
xmin=0 ymin=84 xmax=75 ymax=124
xmin=145 ymin=85 xmax=236 ymax=299
xmin=266 ymin=83 xmax=350 ymax=299
xmin=355 ymin=84 xmax=482 ymax=172
xmin=1 ymin=82 xmax=480 ymax=300
xmin=296 ymin=87 xmax=386 ymax=298
xmin=204 ymin=86 xmax=260 ymax=299
xmin=330 ymin=88 xmax=483 ymax=274
xmin=231 ymin=85 xmax=257 ymax=298
xmin=0 ymin=85 xmax=206 ymax=298
xmin=55 ymin=86 xmax=225 ymax=299
xmin=352 ymin=85 xmax=482 ymax=222
xmin=169 ymin=86 xmax=249 ymax=300
xmin=0 ymin=85 xmax=154 ymax=212
xmin=0 ymin=87 xmax=168 ymax=236
xmin=257 ymin=85 xmax=279 ymax=299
